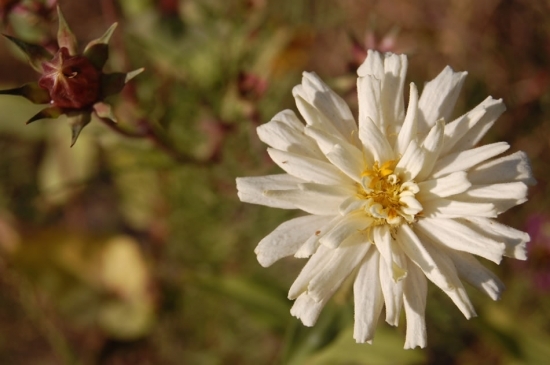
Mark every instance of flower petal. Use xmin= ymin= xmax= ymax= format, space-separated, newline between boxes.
xmin=468 ymin=151 xmax=536 ymax=186
xmin=378 ymin=242 xmax=406 ymax=326
xmin=289 ymin=244 xmax=334 ymax=299
xmin=430 ymin=142 xmax=510 ymax=179
xmin=452 ymin=182 xmax=529 ymax=214
xmin=417 ymin=66 xmax=467 ymax=136
xmin=298 ymin=72 xmax=358 ymax=142
xmin=308 ymin=237 xmax=372 ymax=302
xmin=290 ymin=292 xmax=328 ymax=327
xmin=458 ymin=217 xmax=529 ymax=260
xmin=255 ymin=215 xmax=334 ymax=267
xmin=353 ymin=246 xmax=384 ymax=343
xmin=257 ymin=119 xmax=323 ymax=159
xmin=357 ymin=75 xmax=383 ymax=131
xmin=395 ymin=82 xmax=419 ymax=156
xmin=442 ymin=248 xmax=505 ymax=300
xmin=381 ymin=53 xmax=408 ymax=132
xmin=415 ymin=218 xmax=505 ymax=264
xmin=395 ymin=140 xmax=424 ymax=181
xmin=236 ymin=174 xmax=303 ymax=209
xmin=268 ymin=148 xmax=351 ymax=185
xmin=325 ymin=144 xmax=365 ymax=182
xmin=421 ymin=199 xmax=496 ymax=218
xmin=319 ymin=212 xmax=373 ymax=248
xmin=264 ymin=183 xmax=351 ymax=215
xmin=416 ymin=171 xmax=472 ymax=201
xmin=447 ymin=97 xmax=506 ymax=154
xmin=403 ymin=260 xmax=428 ymax=349
xmin=416 ymin=119 xmax=445 ymax=181
xmin=358 ymin=117 xmax=395 ymax=164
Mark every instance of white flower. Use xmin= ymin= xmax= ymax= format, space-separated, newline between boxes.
xmin=236 ymin=50 xmax=535 ymax=349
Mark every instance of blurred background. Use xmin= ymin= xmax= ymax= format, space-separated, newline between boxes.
xmin=0 ymin=0 xmax=548 ymax=364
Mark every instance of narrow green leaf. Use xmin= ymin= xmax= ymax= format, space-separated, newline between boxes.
xmin=26 ymin=106 xmax=63 ymax=124
xmin=2 ymin=34 xmax=53 ymax=72
xmin=83 ymin=23 xmax=117 ymax=70
xmin=56 ymin=6 xmax=78 ymax=55
xmin=69 ymin=112 xmax=92 ymax=147
xmin=0 ymin=82 xmax=51 ymax=104
xmin=125 ymin=68 xmax=145 ymax=83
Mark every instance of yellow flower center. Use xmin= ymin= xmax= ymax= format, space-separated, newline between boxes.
xmin=357 ymin=160 xmax=421 ymax=226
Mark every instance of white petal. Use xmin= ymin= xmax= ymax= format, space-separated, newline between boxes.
xmin=448 ymin=98 xmax=506 ymax=154
xmin=459 ymin=217 xmax=529 ymax=260
xmin=268 ymin=148 xmax=351 ymax=185
xmin=417 ymin=66 xmax=467 ymax=136
xmin=339 ymin=196 xmax=367 ymax=216
xmin=378 ymin=244 xmax=406 ymax=326
xmin=255 ymin=215 xmax=334 ymax=267
xmin=289 ymin=244 xmax=333 ymax=299
xmin=395 ymin=224 xmax=452 ymax=291
xmin=357 ymin=75 xmax=383 ymax=130
xmin=358 ymin=117 xmax=395 ymax=164
xmin=452 ymin=182 xmax=528 ymax=214
xmin=257 ymin=120 xmax=323 ymax=159
xmin=319 ymin=212 xmax=373 ymax=248
xmin=295 ymin=216 xmax=342 ymax=258
xmin=416 ymin=171 xmax=472 ymax=201
xmin=353 ymin=246 xmax=384 ymax=343
xmin=308 ymin=237 xmax=372 ymax=302
xmin=430 ymin=142 xmax=510 ymax=179
xmin=417 ymin=233 xmax=477 ymax=319
xmin=415 ymin=218 xmax=505 ymax=264
xmin=290 ymin=292 xmax=328 ymax=327
xmin=299 ymin=72 xmax=358 ymax=142
xmin=373 ymin=225 xmax=407 ymax=281
xmin=468 ymin=151 xmax=536 ymax=186
xmin=325 ymin=144 xmax=365 ymax=182
xmin=443 ymin=248 xmax=505 ymax=300
xmin=381 ymin=53 xmax=408 ymax=133
xmin=421 ymin=199 xmax=496 ymax=218
xmin=416 ymin=120 xmax=445 ymax=181
xmin=264 ymin=183 xmax=350 ymax=215
xmin=403 ymin=260 xmax=427 ymax=349
xmin=395 ymin=139 xmax=424 ymax=181
xmin=304 ymin=125 xmax=361 ymax=159
xmin=271 ymin=109 xmax=305 ymax=130
xmin=395 ymin=82 xmax=418 ymax=156
xmin=236 ymin=174 xmax=303 ymax=209
xmin=293 ymin=93 xmax=344 ymax=139
xmin=440 ymin=97 xmax=503 ymax=156
xmin=357 ymin=49 xmax=384 ymax=78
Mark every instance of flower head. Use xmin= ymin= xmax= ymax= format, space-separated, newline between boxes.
xmin=236 ymin=50 xmax=535 ymax=348
xmin=0 ymin=6 xmax=143 ymax=146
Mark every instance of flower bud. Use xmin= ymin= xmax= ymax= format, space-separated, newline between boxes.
xmin=38 ymin=47 xmax=101 ymax=109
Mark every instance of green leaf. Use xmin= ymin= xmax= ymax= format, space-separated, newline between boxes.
xmin=100 ymin=68 xmax=144 ymax=98
xmin=56 ymin=6 xmax=78 ymax=55
xmin=0 ymin=82 xmax=51 ymax=104
xmin=2 ymin=34 xmax=53 ymax=72
xmin=68 ymin=112 xmax=92 ymax=147
xmin=26 ymin=106 xmax=64 ymax=124
xmin=83 ymin=23 xmax=117 ymax=69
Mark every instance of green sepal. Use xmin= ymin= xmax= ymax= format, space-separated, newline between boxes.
xmin=26 ymin=106 xmax=64 ymax=124
xmin=83 ymin=23 xmax=117 ymax=70
xmin=0 ymin=82 xmax=51 ymax=104
xmin=2 ymin=34 xmax=53 ymax=72
xmin=68 ymin=112 xmax=92 ymax=147
xmin=56 ymin=6 xmax=78 ymax=55
xmin=100 ymin=68 xmax=144 ymax=98
xmin=93 ymin=102 xmax=117 ymax=123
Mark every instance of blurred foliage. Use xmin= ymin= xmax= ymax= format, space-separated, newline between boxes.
xmin=0 ymin=0 xmax=549 ymax=364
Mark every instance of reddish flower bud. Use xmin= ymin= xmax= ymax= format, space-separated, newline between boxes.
xmin=38 ymin=47 xmax=101 ymax=109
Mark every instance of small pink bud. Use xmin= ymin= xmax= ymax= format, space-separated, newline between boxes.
xmin=38 ymin=47 xmax=100 ymax=109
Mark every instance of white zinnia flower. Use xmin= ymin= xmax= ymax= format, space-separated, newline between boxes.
xmin=236 ymin=50 xmax=535 ymax=349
